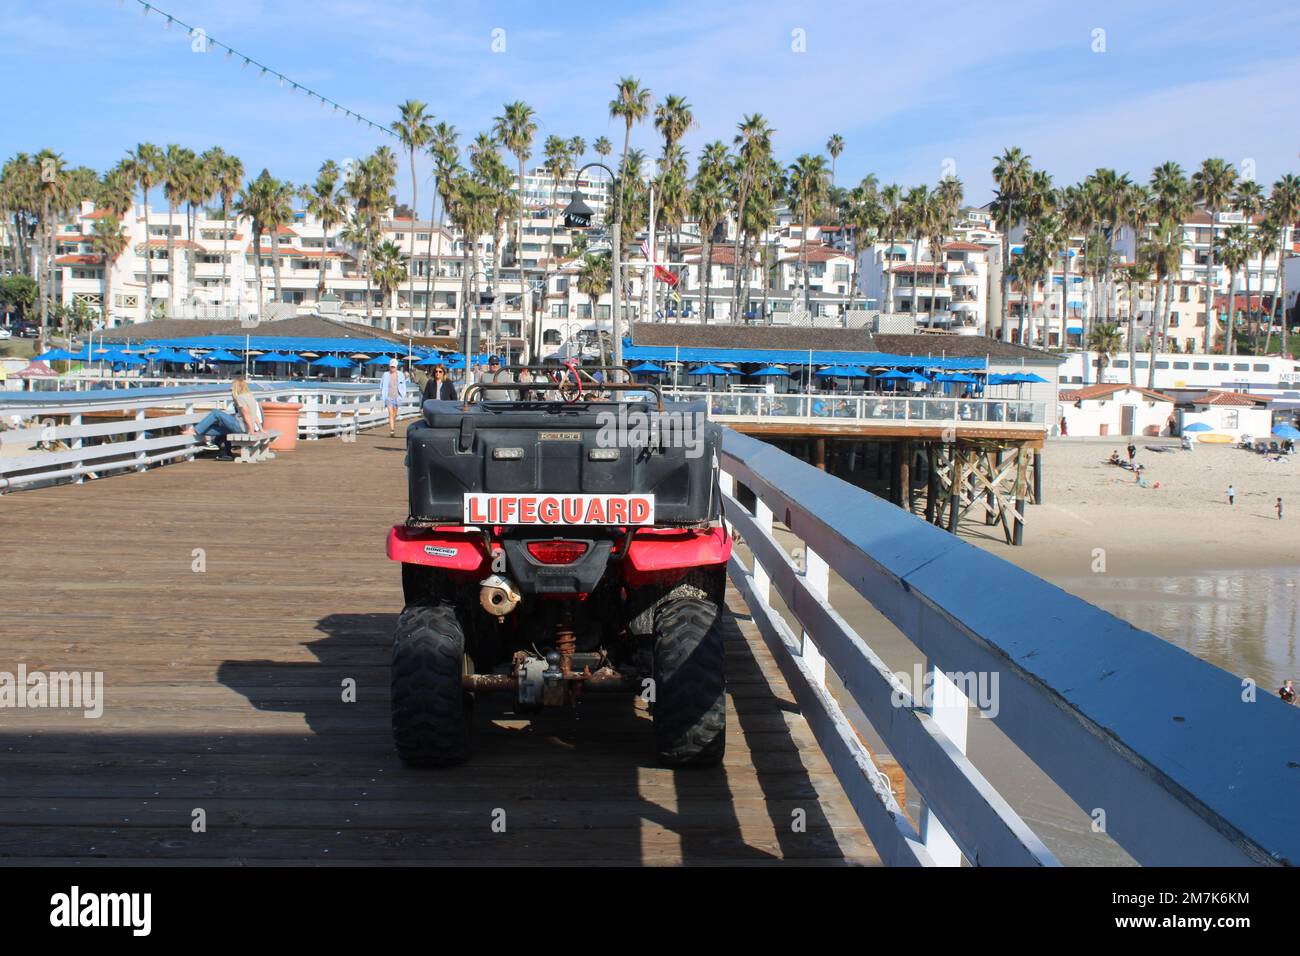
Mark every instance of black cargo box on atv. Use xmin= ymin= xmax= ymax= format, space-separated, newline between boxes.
xmin=405 ymin=397 xmax=722 ymax=527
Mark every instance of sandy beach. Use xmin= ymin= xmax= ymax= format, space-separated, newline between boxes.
xmin=970 ymin=438 xmax=1300 ymax=577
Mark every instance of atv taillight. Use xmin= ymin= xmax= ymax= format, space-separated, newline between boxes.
xmin=526 ymin=540 xmax=589 ymax=565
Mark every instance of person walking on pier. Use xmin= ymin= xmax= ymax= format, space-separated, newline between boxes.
xmin=421 ymin=363 xmax=457 ymax=402
xmin=381 ymin=359 xmax=407 ymax=437
xmin=1281 ymin=679 xmax=1296 ymax=704
xmin=1127 ymin=442 xmax=1136 ymax=463
xmin=1277 ymin=497 xmax=1284 ymax=520
xmin=1227 ymin=484 xmax=1236 ymax=506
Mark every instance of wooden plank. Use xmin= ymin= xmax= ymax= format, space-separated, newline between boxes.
xmin=0 ymin=430 xmax=879 ymax=867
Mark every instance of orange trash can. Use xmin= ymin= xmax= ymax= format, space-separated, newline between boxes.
xmin=259 ymin=401 xmax=302 ymax=451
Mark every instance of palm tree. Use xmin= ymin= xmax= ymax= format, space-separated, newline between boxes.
xmin=609 ymin=77 xmax=652 ymax=219
xmin=426 ymin=122 xmax=460 ymax=331
xmin=494 ymin=101 xmax=537 ymax=350
xmin=339 ymin=212 xmax=376 ymax=323
xmin=876 ymin=184 xmax=904 ymax=314
xmin=1122 ymin=254 xmax=1153 ymax=384
xmin=1217 ymin=224 xmax=1248 ymax=355
xmin=235 ymin=170 xmax=294 ymax=320
xmin=653 ymin=94 xmax=693 ymax=307
xmin=691 ymin=142 xmax=729 ymax=323
xmin=826 ymin=134 xmax=844 ymax=204
xmin=1263 ymin=174 xmax=1300 ymax=356
xmin=1149 ymin=161 xmax=1192 ymax=355
xmin=395 ymin=99 xmax=433 ymax=326
xmin=843 ymin=177 xmax=879 ymax=314
xmin=569 ymin=136 xmax=586 ymax=161
xmin=593 ymin=137 xmax=612 ymax=160
xmin=303 ymin=160 xmax=344 ymax=303
xmin=205 ymin=148 xmax=243 ymax=310
xmin=124 ymin=143 xmax=163 ymax=319
xmin=992 ymin=147 xmax=1033 ymax=342
xmin=161 ymin=144 xmax=195 ymax=314
xmin=1086 ymin=322 xmax=1123 ymax=379
xmin=1142 ymin=221 xmax=1185 ymax=386
xmin=542 ymin=134 xmax=572 ymax=282
xmin=901 ymin=186 xmax=930 ymax=322
xmin=471 ymin=141 xmax=518 ymax=355
xmin=1021 ymin=214 xmax=1060 ymax=345
xmin=577 ymin=252 xmax=613 ymax=363
xmin=446 ymin=172 xmax=495 ymax=356
xmin=1089 ymin=168 xmax=1134 ymax=326
xmin=90 ymin=215 xmax=128 ymax=327
xmin=371 ymin=239 xmax=408 ymax=332
xmin=926 ymin=180 xmax=963 ymax=329
xmin=1191 ymin=158 xmax=1238 ymax=352
xmin=787 ymin=155 xmax=829 ymax=314
xmin=186 ymin=151 xmax=218 ymax=307
xmin=1232 ymin=179 xmax=1265 ymax=345
xmin=32 ymin=149 xmax=68 ymax=342
xmin=729 ymin=113 xmax=773 ymax=320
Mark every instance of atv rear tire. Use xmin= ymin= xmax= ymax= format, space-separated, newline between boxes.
xmin=391 ymin=602 xmax=472 ymax=767
xmin=652 ymin=597 xmax=726 ymax=768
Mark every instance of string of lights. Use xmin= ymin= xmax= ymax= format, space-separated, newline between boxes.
xmin=125 ymin=0 xmax=398 ymax=139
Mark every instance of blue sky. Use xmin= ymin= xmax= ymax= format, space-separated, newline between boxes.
xmin=3 ymin=0 xmax=1298 ymax=206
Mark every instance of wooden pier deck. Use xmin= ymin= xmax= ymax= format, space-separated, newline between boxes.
xmin=0 ymin=430 xmax=878 ymax=866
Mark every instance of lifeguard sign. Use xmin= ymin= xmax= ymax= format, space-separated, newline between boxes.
xmin=562 ymin=188 xmax=594 ymax=230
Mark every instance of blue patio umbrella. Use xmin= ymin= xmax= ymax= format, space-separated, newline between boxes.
xmin=34 ymin=348 xmax=75 ymax=361
xmin=690 ymin=363 xmax=738 ymax=376
xmin=113 ymin=353 xmax=146 ymax=367
xmin=364 ymin=354 xmax=398 ymax=366
xmin=258 ymin=351 xmax=304 ymax=364
xmin=1010 ymin=372 xmax=1049 ymax=383
xmin=876 ymin=369 xmax=910 ymax=380
xmin=1271 ymin=424 xmax=1300 ymax=440
xmin=310 ymin=355 xmax=354 ymax=369
xmin=153 ymin=348 xmax=195 ymax=363
xmin=935 ymin=373 xmax=978 ymax=384
xmin=630 ymin=362 xmax=668 ymax=374
xmin=1183 ymin=421 xmax=1212 ymax=432
xmin=815 ymin=365 xmax=869 ymax=378
xmin=415 ymin=354 xmax=448 ymax=367
xmin=750 ymin=366 xmax=790 ymax=377
xmin=205 ymin=349 xmax=243 ymax=363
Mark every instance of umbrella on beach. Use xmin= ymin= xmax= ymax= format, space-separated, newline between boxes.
xmin=1271 ymin=424 xmax=1300 ymax=440
xmin=1183 ymin=422 xmax=1212 ymax=433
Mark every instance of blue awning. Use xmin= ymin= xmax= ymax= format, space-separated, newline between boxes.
xmin=622 ymin=344 xmax=987 ymax=372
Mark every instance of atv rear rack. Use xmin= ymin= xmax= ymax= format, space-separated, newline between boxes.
xmin=459 ymin=364 xmax=663 ymax=411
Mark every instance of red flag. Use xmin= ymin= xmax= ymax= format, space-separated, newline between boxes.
xmin=654 ymin=265 xmax=678 ymax=286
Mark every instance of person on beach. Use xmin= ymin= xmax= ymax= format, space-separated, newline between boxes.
xmin=1060 ymin=416 xmax=1068 ymax=436
xmin=1127 ymin=442 xmax=1136 ymax=462
xmin=1227 ymin=484 xmax=1236 ymax=506
xmin=1109 ymin=450 xmax=1121 ymax=465
xmin=380 ymin=358 xmax=406 ymax=437
xmin=1281 ymin=680 xmax=1296 ymax=704
xmin=421 ymin=363 xmax=457 ymax=402
xmin=1277 ymin=497 xmax=1284 ymax=520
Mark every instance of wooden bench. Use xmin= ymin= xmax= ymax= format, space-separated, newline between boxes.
xmin=226 ymin=431 xmax=279 ymax=463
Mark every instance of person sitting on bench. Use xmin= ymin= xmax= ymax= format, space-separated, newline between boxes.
xmin=185 ymin=375 xmax=263 ymax=461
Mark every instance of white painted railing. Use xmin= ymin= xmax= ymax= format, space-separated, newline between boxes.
xmin=718 ymin=428 xmax=1297 ymax=867
xmin=658 ymin=388 xmax=1045 ymax=428
xmin=0 ymin=383 xmax=421 ymax=491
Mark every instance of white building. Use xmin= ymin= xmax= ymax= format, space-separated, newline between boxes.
xmin=1057 ymin=383 xmax=1175 ymax=438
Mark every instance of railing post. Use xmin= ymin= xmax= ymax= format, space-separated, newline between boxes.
xmin=751 ymin=496 xmax=773 ymax=606
xmin=801 ymin=546 xmax=828 ymax=686
xmin=184 ymin=401 xmax=195 ymax=459
xmin=134 ymin=407 xmax=147 ymax=472
xmin=70 ymin=413 xmax=83 ymax=484
xmin=921 ymin=661 xmax=969 ymax=866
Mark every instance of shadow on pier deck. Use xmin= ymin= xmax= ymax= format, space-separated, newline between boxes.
xmin=0 ymin=431 xmax=878 ymax=866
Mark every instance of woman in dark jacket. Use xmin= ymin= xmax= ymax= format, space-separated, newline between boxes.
xmin=422 ymin=364 xmax=458 ymax=402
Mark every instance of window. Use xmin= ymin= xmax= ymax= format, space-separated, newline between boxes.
xmin=1135 ymin=360 xmax=1149 ymax=369
xmin=550 ymin=304 xmax=568 ymax=318
xmin=1113 ymin=359 xmax=1129 ymax=368
xmin=1213 ymin=362 xmax=1229 ymax=371
xmin=542 ymin=329 xmax=561 ymax=344
xmin=1155 ymin=361 xmax=1170 ymax=369
xmin=834 ymin=264 xmax=850 ymax=282
xmin=1193 ymin=362 xmax=1209 ymax=370
xmin=1233 ymin=363 xmax=1249 ymax=371
xmin=1173 ymin=361 xmax=1189 ymax=370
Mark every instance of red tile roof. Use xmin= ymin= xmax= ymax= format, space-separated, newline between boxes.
xmin=942 ymin=242 xmax=988 ymax=253
xmin=780 ymin=244 xmax=853 ymax=263
xmin=1060 ymin=383 xmax=1171 ymax=403
xmin=889 ymin=263 xmax=945 ymax=274
xmin=1194 ymin=390 xmax=1271 ymax=406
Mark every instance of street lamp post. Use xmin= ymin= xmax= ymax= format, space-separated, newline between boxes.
xmin=463 ymin=269 xmax=491 ymax=373
xmin=561 ymin=162 xmax=621 ymax=377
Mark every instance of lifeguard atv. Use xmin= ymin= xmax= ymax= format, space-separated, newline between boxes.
xmin=385 ymin=366 xmax=730 ymax=768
